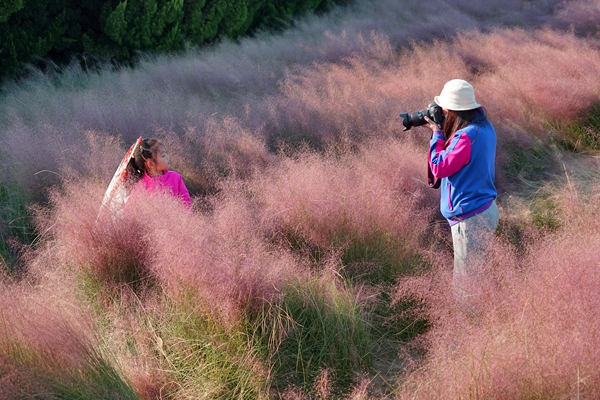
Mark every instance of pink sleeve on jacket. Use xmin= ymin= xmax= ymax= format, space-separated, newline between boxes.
xmin=176 ymin=177 xmax=192 ymax=208
xmin=429 ymin=131 xmax=472 ymax=178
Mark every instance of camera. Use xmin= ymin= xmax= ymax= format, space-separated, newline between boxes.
xmin=399 ymin=102 xmax=444 ymax=131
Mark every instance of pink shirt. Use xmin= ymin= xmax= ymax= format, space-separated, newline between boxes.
xmin=133 ymin=170 xmax=192 ymax=208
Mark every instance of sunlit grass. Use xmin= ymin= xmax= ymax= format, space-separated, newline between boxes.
xmin=1 ymin=0 xmax=600 ymax=397
xmin=257 ymin=274 xmax=372 ymax=397
xmin=151 ymin=290 xmax=271 ymax=400
xmin=558 ymin=103 xmax=600 ymax=153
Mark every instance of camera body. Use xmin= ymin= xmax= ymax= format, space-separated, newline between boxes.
xmin=399 ymin=102 xmax=444 ymax=131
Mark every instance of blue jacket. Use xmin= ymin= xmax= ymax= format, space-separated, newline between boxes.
xmin=428 ymin=108 xmax=497 ymax=225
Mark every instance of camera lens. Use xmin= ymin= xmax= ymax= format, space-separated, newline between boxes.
xmin=411 ymin=110 xmax=428 ymax=127
xmin=399 ymin=112 xmax=413 ymax=131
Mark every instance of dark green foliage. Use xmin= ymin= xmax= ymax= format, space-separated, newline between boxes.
xmin=0 ymin=0 xmax=352 ymax=83
xmin=0 ymin=0 xmax=72 ymax=81
xmin=181 ymin=0 xmax=229 ymax=44
xmin=103 ymin=2 xmax=127 ymax=46
xmin=255 ymin=0 xmax=330 ymax=30
xmin=0 ymin=0 xmax=26 ymax=23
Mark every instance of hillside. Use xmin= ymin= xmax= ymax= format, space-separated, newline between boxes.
xmin=1 ymin=0 xmax=600 ymax=398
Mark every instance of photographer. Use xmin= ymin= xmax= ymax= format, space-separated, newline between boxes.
xmin=422 ymin=79 xmax=498 ymax=317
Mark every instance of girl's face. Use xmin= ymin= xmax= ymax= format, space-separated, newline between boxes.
xmin=146 ymin=146 xmax=170 ymax=177
xmin=152 ymin=146 xmax=170 ymax=173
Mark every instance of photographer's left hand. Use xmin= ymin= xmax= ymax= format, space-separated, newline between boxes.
xmin=424 ymin=116 xmax=441 ymax=132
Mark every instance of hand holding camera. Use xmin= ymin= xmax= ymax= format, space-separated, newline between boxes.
xmin=423 ymin=115 xmax=442 ymax=131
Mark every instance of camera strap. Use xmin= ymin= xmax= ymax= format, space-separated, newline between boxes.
xmin=427 ymin=163 xmax=441 ymax=189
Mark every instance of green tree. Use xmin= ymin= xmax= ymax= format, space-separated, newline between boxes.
xmin=218 ymin=0 xmax=249 ymax=39
xmin=0 ymin=0 xmax=72 ymax=80
xmin=0 ymin=0 xmax=26 ymax=23
xmin=0 ymin=0 xmax=352 ymax=83
xmin=104 ymin=1 xmax=127 ymax=45
xmin=80 ymin=0 xmax=186 ymax=62
xmin=251 ymin=0 xmax=331 ymax=31
xmin=182 ymin=0 xmax=227 ymax=44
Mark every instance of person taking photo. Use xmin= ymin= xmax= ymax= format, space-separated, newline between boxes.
xmin=423 ymin=79 xmax=499 ymax=317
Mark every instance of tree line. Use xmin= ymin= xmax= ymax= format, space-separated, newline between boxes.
xmin=0 ymin=0 xmax=349 ymax=83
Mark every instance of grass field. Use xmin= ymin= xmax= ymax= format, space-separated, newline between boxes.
xmin=1 ymin=0 xmax=600 ymax=398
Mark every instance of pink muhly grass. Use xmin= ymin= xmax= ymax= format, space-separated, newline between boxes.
xmin=28 ymin=176 xmax=301 ymax=394
xmin=396 ymin=185 xmax=600 ymax=399
xmin=163 ymin=116 xmax=275 ymax=194
xmin=554 ymin=0 xmax=600 ymax=35
xmin=344 ymin=374 xmax=372 ymax=400
xmin=3 ymin=123 xmax=68 ymax=197
xmin=3 ymin=125 xmax=136 ymax=202
xmin=455 ymin=29 xmax=600 ymax=134
xmin=2 ymin=7 xmax=600 ymax=199
xmin=36 ymin=181 xmax=153 ymax=290
xmin=254 ymin=138 xmax=438 ymax=272
xmin=0 ymin=282 xmax=114 ymax=396
xmin=311 ymin=368 xmax=334 ymax=399
xmin=265 ymin=35 xmax=463 ymax=148
xmin=38 ymin=176 xmax=300 ymax=325
xmin=146 ymin=190 xmax=301 ymax=324
xmin=1 ymin=0 xmax=583 ymax=197
xmin=58 ymin=130 xmax=132 ymax=183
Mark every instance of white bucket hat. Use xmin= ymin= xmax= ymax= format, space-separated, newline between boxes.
xmin=434 ymin=79 xmax=480 ymax=111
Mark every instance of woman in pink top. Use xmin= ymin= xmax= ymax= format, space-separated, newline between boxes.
xmin=127 ymin=138 xmax=192 ymax=208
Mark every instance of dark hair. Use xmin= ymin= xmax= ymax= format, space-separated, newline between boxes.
xmin=126 ymin=138 xmax=164 ymax=180
xmin=442 ymin=108 xmax=481 ymax=143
